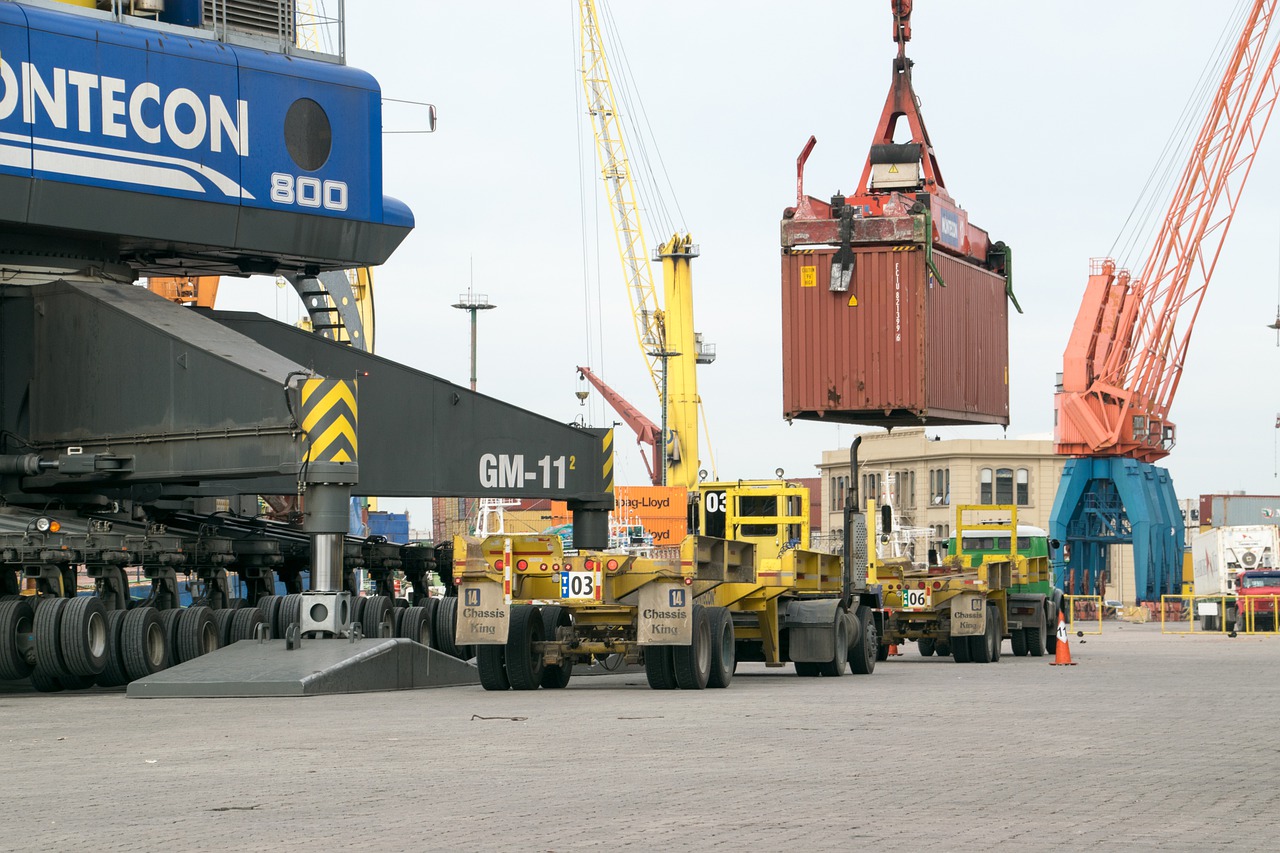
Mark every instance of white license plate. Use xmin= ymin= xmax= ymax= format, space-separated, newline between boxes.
xmin=560 ymin=571 xmax=599 ymax=600
xmin=902 ymin=588 xmax=932 ymax=610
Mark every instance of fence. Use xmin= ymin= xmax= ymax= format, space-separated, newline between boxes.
xmin=1160 ymin=594 xmax=1280 ymax=635
xmin=1064 ymin=594 xmax=1103 ymax=635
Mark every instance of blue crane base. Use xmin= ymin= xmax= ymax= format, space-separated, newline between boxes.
xmin=1048 ymin=457 xmax=1183 ymax=603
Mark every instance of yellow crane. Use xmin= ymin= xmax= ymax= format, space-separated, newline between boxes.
xmin=578 ymin=0 xmax=714 ymax=490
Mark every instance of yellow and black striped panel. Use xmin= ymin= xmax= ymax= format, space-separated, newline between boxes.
xmin=300 ymin=378 xmax=358 ymax=464
xmin=602 ymin=430 xmax=614 ymax=495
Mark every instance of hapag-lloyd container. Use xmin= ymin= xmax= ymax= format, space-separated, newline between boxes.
xmin=781 ymin=246 xmax=1009 ymax=426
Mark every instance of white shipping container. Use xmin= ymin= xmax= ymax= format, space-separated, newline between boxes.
xmin=1191 ymin=525 xmax=1280 ymax=599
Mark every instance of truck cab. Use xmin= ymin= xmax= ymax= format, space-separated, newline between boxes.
xmin=1237 ymin=570 xmax=1280 ymax=631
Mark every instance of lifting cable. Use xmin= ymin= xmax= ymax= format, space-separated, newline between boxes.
xmin=1108 ymin=0 xmax=1251 ymax=271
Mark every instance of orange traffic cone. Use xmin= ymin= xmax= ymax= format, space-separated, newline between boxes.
xmin=887 ymin=642 xmax=899 ymax=656
xmin=1049 ymin=613 xmax=1076 ymax=666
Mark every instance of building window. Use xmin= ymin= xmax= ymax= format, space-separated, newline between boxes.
xmin=1016 ymin=468 xmax=1029 ymax=505
xmin=930 ymin=468 xmax=948 ymax=505
xmin=831 ymin=477 xmax=838 ymax=511
xmin=996 ymin=468 xmax=1014 ymax=504
xmin=980 ymin=468 xmax=993 ymax=504
xmin=908 ymin=470 xmax=916 ymax=508
xmin=836 ymin=476 xmax=845 ymax=511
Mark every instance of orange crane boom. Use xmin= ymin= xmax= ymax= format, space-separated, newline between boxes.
xmin=1055 ymin=0 xmax=1280 ymax=462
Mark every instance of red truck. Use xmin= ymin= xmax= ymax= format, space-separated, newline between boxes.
xmin=1237 ymin=570 xmax=1280 ymax=632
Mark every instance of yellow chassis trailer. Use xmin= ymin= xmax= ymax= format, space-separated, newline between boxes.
xmin=452 ymin=524 xmax=879 ymax=690
xmin=875 ymin=505 xmax=1032 ymax=664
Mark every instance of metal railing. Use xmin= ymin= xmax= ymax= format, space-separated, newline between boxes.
xmin=1157 ymin=594 xmax=1280 ymax=635
xmin=1064 ymin=594 xmax=1103 ymax=635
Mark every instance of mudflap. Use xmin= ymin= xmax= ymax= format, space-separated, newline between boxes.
xmin=785 ymin=598 xmax=848 ymax=663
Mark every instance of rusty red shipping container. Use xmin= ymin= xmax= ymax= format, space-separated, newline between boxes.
xmin=781 ymin=246 xmax=1009 ymax=427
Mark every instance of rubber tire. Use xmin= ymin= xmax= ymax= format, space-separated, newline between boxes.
xmin=849 ymin=605 xmax=878 ymax=675
xmin=434 ymin=596 xmax=462 ymax=658
xmin=0 ymin=597 xmax=35 ymax=680
xmin=1011 ymin=626 xmax=1029 ymax=657
xmin=1202 ymin=614 xmax=1219 ymax=632
xmin=231 ymin=607 xmax=265 ymax=642
xmin=432 ymin=596 xmax=455 ymax=656
xmin=794 ymin=661 xmax=821 ymax=677
xmin=256 ymin=595 xmax=282 ymax=639
xmin=875 ymin=643 xmax=890 ymax=662
xmin=644 ymin=645 xmax=678 ymax=690
xmin=95 ymin=610 xmax=130 ymax=687
xmin=397 ymin=606 xmax=433 ymax=647
xmin=989 ymin=606 xmax=1002 ymax=662
xmin=476 ymin=644 xmax=510 ymax=691
xmin=279 ymin=594 xmax=304 ymax=637
xmin=158 ymin=609 xmax=183 ymax=667
xmin=934 ymin=640 xmax=951 ymax=657
xmin=818 ymin=610 xmax=848 ymax=677
xmin=539 ymin=605 xmax=574 ymax=689
xmin=122 ymin=604 xmax=170 ymax=676
xmin=391 ymin=606 xmax=405 ymax=637
xmin=504 ymin=604 xmax=545 ymax=690
xmin=419 ymin=598 xmax=441 ymax=649
xmin=969 ymin=607 xmax=996 ymax=664
xmin=29 ymin=666 xmax=63 ymax=693
xmin=177 ymin=606 xmax=219 ymax=663
xmin=227 ymin=598 xmax=247 ymax=610
xmin=706 ymin=606 xmax=735 ymax=688
xmin=350 ymin=595 xmax=368 ymax=630
xmin=952 ymin=633 xmax=972 ymax=663
xmin=362 ymin=595 xmax=393 ymax=640
xmin=918 ymin=637 xmax=936 ymax=657
xmin=672 ymin=604 xmax=711 ymax=690
xmin=1027 ymin=624 xmax=1046 ymax=658
xmin=34 ymin=597 xmax=70 ymax=678
xmin=59 ymin=596 xmax=108 ymax=677
xmin=213 ymin=609 xmax=236 ymax=647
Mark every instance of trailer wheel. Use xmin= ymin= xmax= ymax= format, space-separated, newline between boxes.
xmin=433 ymin=596 xmax=461 ymax=657
xmin=34 ymin=596 xmax=71 ymax=678
xmin=505 ymin=604 xmax=545 ymax=690
xmin=934 ymin=640 xmax=951 ymax=657
xmin=158 ymin=609 xmax=182 ymax=666
xmin=952 ymin=633 xmax=972 ymax=663
xmin=819 ymin=611 xmax=848 ymax=677
xmin=362 ymin=595 xmax=393 ymax=640
xmin=59 ymin=596 xmax=108 ymax=677
xmin=989 ymin=606 xmax=1002 ymax=662
xmin=1027 ymin=623 xmax=1045 ymax=657
xmin=539 ymin=605 xmax=574 ymax=689
xmin=644 ymin=645 xmax=678 ymax=689
xmin=917 ymin=638 xmax=935 ymax=657
xmin=280 ymin=594 xmax=305 ymax=638
xmin=420 ymin=597 xmax=441 ymax=649
xmin=794 ymin=661 xmax=821 ymax=677
xmin=673 ymin=604 xmax=711 ymax=690
xmin=1011 ymin=627 xmax=1028 ymax=657
xmin=0 ymin=598 xmax=35 ymax=680
xmin=29 ymin=665 xmax=63 ymax=693
xmin=476 ymin=645 xmax=510 ymax=691
xmin=397 ymin=606 xmax=433 ymax=647
xmin=255 ymin=595 xmax=282 ymax=639
xmin=177 ymin=606 xmax=219 ymax=663
xmin=969 ymin=606 xmax=998 ymax=663
xmin=875 ymin=643 xmax=889 ymax=662
xmin=706 ymin=606 xmax=736 ymax=687
xmin=95 ymin=610 xmax=130 ymax=687
xmin=213 ymin=608 xmax=236 ymax=647
xmin=849 ymin=606 xmax=877 ymax=675
xmin=231 ymin=607 xmax=265 ymax=643
xmin=122 ymin=607 xmax=168 ymax=680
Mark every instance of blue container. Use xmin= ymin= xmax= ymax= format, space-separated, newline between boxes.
xmin=367 ymin=512 xmax=411 ymax=543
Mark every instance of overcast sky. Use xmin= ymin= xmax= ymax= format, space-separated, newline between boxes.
xmin=215 ymin=1 xmax=1280 ymax=523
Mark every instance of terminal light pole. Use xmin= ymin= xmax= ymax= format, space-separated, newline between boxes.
xmin=452 ymin=288 xmax=495 ymax=391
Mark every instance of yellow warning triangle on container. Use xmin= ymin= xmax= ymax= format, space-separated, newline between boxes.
xmin=888 ymin=164 xmax=899 ymax=173
xmin=848 ymin=293 xmax=858 ymax=307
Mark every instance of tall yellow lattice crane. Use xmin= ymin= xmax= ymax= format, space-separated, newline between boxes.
xmin=578 ymin=0 xmax=714 ymax=490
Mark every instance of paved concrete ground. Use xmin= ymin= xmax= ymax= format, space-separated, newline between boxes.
xmin=1 ymin=622 xmax=1277 ymax=852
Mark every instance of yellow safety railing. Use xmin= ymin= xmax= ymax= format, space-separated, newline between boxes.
xmin=1064 ymin=594 xmax=1103 ymax=635
xmin=1160 ymin=594 xmax=1235 ymax=635
xmin=1237 ymin=595 xmax=1280 ymax=635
